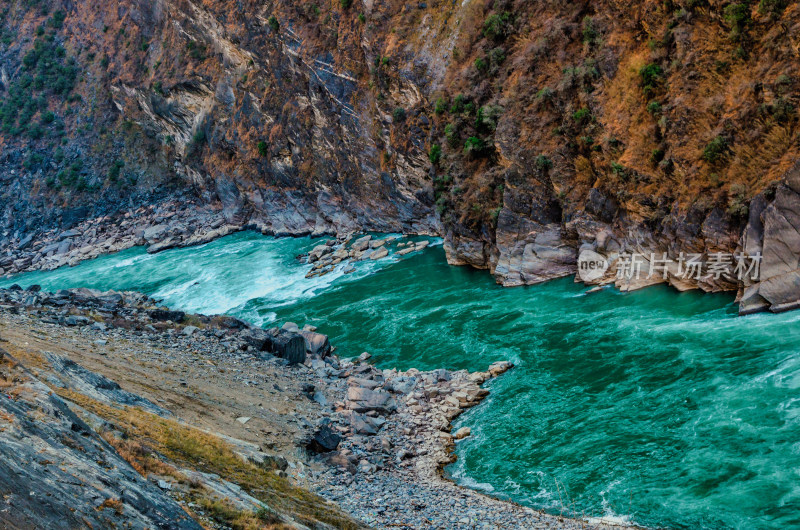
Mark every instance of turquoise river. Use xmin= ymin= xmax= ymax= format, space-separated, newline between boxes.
xmin=3 ymin=231 xmax=799 ymax=529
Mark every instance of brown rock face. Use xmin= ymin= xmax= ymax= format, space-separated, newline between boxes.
xmin=1 ymin=0 xmax=800 ymax=312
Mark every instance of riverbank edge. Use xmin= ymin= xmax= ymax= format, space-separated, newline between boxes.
xmin=3 ymin=205 xmax=746 ymax=311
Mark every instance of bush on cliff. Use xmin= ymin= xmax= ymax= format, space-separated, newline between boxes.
xmin=702 ymin=136 xmax=730 ymax=163
xmin=464 ymin=136 xmax=487 ymax=157
xmin=483 ymin=13 xmax=512 ymax=41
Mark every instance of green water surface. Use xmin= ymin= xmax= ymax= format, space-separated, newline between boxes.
xmin=3 ymin=231 xmax=799 ymax=529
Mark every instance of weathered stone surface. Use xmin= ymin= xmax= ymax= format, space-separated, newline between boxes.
xmin=300 ymin=330 xmax=331 ymax=358
xmin=0 ymin=350 xmax=199 ymax=530
xmin=351 ymin=235 xmax=372 ymax=252
xmin=264 ymin=329 xmax=306 ymax=365
xmin=346 ymin=387 xmax=397 ymax=414
xmin=148 ymin=309 xmax=186 ymax=323
xmin=306 ymin=425 xmax=341 ymax=453
xmin=738 ymin=163 xmax=800 ymax=314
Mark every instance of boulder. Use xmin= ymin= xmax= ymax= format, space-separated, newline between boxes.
xmin=148 ymin=309 xmax=186 ymax=323
xmin=454 ymin=427 xmax=472 ymax=440
xmin=369 ymin=239 xmax=387 ymax=249
xmin=142 ymin=224 xmax=169 ymax=242
xmin=306 ymin=425 xmax=340 ymax=453
xmin=263 ymin=328 xmax=306 ymax=364
xmin=370 ymin=247 xmax=389 ymax=260
xmin=349 ymin=412 xmax=386 ymax=435
xmin=346 ymin=387 xmax=397 ymax=414
xmin=300 ymin=331 xmax=331 ymax=358
xmin=351 ymin=235 xmax=372 ymax=252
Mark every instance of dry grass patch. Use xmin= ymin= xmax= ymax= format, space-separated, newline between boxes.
xmin=56 ymin=389 xmax=360 ymax=530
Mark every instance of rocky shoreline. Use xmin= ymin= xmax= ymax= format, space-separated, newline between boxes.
xmin=5 ymin=189 xmax=800 ymax=319
xmin=0 ymin=200 xmax=439 ymax=279
xmin=0 ymin=285 xmax=635 ymax=529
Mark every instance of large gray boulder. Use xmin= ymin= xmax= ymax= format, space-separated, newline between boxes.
xmin=242 ymin=328 xmax=306 ymax=364
xmin=350 ymin=235 xmax=372 ymax=252
xmin=346 ymin=387 xmax=397 ymax=414
xmin=300 ymin=331 xmax=331 ymax=358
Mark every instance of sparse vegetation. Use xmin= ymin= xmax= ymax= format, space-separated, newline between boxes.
xmin=727 ymin=183 xmax=749 ymax=218
xmin=702 ymin=135 xmax=730 ymax=163
xmin=429 ymin=144 xmax=442 ymax=164
xmin=483 ymin=12 xmax=512 ymax=41
xmin=582 ymin=16 xmax=598 ymax=45
xmin=56 ymin=390 xmax=359 ymax=529
xmin=535 ymin=155 xmax=553 ymax=170
xmin=463 ymin=136 xmax=487 ymax=157
xmin=639 ymin=63 xmax=664 ymax=95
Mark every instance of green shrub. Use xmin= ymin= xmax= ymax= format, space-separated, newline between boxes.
xmin=192 ymin=128 xmax=206 ymax=145
xmin=582 ymin=16 xmax=598 ymax=45
xmin=475 ymin=105 xmax=503 ymax=132
xmin=535 ymin=155 xmax=553 ymax=170
xmin=488 ymin=47 xmax=506 ymax=66
xmin=646 ymin=100 xmax=662 ymax=114
xmin=340 ymin=0 xmax=353 ymax=8
xmin=639 ymin=63 xmax=663 ymax=94
xmin=536 ymin=87 xmax=553 ymax=101
xmin=702 ymin=135 xmax=729 ymax=163
xmin=434 ymin=97 xmax=447 ymax=115
xmin=724 ymin=3 xmax=750 ymax=41
xmin=428 ymin=144 xmax=442 ymax=164
xmin=483 ymin=12 xmax=512 ymax=41
xmin=650 ymin=148 xmax=665 ymax=163
xmin=48 ymin=10 xmax=65 ymax=29
xmin=444 ymin=123 xmax=459 ymax=147
xmin=463 ymin=136 xmax=487 ymax=156
xmin=358 ymin=13 xmax=366 ymax=23
xmin=268 ymin=16 xmax=279 ymax=31
xmin=186 ymin=40 xmax=207 ymax=60
xmin=392 ymin=107 xmax=406 ymax=122
xmin=257 ymin=141 xmax=268 ymax=157
xmin=450 ymin=94 xmax=466 ymax=114
xmin=474 ymin=57 xmax=488 ymax=72
xmin=107 ymin=159 xmax=124 ymax=181
xmin=572 ymin=107 xmax=592 ymax=123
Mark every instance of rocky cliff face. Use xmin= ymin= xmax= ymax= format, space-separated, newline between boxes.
xmin=1 ymin=0 xmax=799 ymax=312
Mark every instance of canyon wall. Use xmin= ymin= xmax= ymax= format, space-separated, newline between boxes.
xmin=1 ymin=0 xmax=799 ymax=312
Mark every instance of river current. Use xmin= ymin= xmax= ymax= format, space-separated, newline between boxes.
xmin=3 ymin=231 xmax=799 ymax=529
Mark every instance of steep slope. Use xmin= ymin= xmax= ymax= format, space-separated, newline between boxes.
xmin=1 ymin=0 xmax=799 ymax=312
